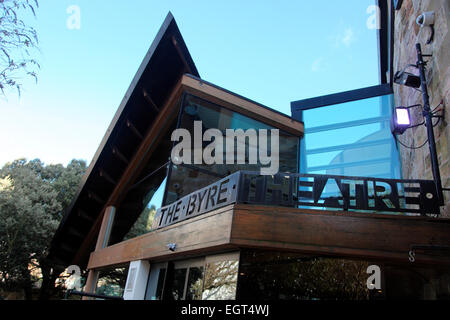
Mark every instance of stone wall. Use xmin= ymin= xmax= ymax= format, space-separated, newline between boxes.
xmin=393 ymin=0 xmax=450 ymax=216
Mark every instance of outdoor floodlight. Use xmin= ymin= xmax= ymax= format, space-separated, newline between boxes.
xmin=394 ymin=70 xmax=421 ymax=88
xmin=391 ymin=43 xmax=445 ymax=206
xmin=391 ymin=107 xmax=411 ymax=135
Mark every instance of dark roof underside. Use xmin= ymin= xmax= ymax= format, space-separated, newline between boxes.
xmin=49 ymin=12 xmax=199 ymax=266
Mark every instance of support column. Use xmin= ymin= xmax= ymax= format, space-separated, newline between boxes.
xmin=82 ymin=205 xmax=116 ymax=300
xmin=123 ymin=260 xmax=151 ymax=300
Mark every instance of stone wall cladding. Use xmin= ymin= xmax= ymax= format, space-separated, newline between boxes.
xmin=394 ymin=0 xmax=450 ymax=216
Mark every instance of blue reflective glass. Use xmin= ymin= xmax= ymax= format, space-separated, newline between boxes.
xmin=301 ymin=94 xmax=402 ymax=179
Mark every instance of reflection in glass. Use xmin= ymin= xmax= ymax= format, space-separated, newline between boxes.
xmin=155 ymin=268 xmax=166 ymax=300
xmin=171 ymin=268 xmax=187 ymax=300
xmin=95 ymin=267 xmax=128 ymax=298
xmin=237 ymin=250 xmax=371 ymax=300
xmin=166 ymin=94 xmax=299 ymax=202
xmin=202 ymin=260 xmax=239 ymax=300
xmin=301 ymin=94 xmax=401 ymax=179
xmin=123 ymin=178 xmax=166 ymax=240
xmin=186 ymin=267 xmax=204 ymax=300
xmin=145 ymin=265 xmax=166 ymax=300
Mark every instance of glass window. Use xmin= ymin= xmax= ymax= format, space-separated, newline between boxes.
xmin=145 ymin=263 xmax=166 ymax=300
xmin=108 ymin=117 xmax=176 ymax=245
xmin=237 ymin=249 xmax=450 ymax=300
xmin=171 ymin=268 xmax=187 ymax=300
xmin=146 ymin=253 xmax=239 ymax=301
xmin=166 ymin=259 xmax=205 ymax=301
xmin=202 ymin=253 xmax=240 ymax=300
xmin=300 ymin=94 xmax=401 ymax=179
xmin=123 ymin=178 xmax=166 ymax=240
xmin=185 ymin=266 xmax=204 ymax=300
xmin=95 ymin=267 xmax=128 ymax=298
xmin=237 ymin=250 xmax=371 ymax=300
xmin=166 ymin=94 xmax=299 ymax=203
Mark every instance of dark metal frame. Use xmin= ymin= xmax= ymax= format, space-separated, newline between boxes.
xmin=237 ymin=171 xmax=441 ymax=216
xmin=415 ymin=43 xmax=444 ymax=205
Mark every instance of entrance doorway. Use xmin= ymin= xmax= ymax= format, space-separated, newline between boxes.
xmin=145 ymin=252 xmax=240 ymax=300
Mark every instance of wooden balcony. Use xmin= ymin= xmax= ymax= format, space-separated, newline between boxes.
xmin=87 ymin=203 xmax=450 ymax=270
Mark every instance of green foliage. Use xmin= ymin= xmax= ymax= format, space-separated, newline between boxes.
xmin=123 ymin=205 xmax=156 ymax=241
xmin=0 ymin=158 xmax=86 ymax=296
xmin=0 ymin=0 xmax=40 ymax=97
xmin=95 ymin=267 xmax=128 ymax=298
xmin=239 ymin=251 xmax=370 ymax=300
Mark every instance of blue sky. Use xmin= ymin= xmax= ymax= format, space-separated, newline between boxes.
xmin=0 ymin=0 xmax=380 ymax=167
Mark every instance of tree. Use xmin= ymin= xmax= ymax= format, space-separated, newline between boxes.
xmin=123 ymin=205 xmax=157 ymax=241
xmin=0 ymin=158 xmax=86 ymax=299
xmin=0 ymin=0 xmax=39 ymax=97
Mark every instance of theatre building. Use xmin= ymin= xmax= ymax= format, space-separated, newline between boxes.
xmin=49 ymin=5 xmax=450 ymax=300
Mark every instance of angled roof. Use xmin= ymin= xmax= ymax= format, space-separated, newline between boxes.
xmin=49 ymin=12 xmax=199 ymax=266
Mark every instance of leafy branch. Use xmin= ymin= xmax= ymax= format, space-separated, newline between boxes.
xmin=0 ymin=0 xmax=39 ymax=97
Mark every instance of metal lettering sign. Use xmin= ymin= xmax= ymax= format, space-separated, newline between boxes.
xmin=152 ymin=172 xmax=239 ymax=230
xmin=238 ymin=171 xmax=441 ymax=215
xmin=152 ymin=171 xmax=441 ymax=230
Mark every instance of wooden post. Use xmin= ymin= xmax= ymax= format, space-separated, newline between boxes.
xmin=82 ymin=206 xmax=116 ymax=299
xmin=95 ymin=206 xmax=116 ymax=251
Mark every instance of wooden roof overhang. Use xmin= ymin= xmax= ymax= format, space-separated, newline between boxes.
xmin=48 ymin=12 xmax=199 ymax=266
xmin=49 ymin=14 xmax=304 ymax=268
xmin=87 ymin=204 xmax=450 ymax=270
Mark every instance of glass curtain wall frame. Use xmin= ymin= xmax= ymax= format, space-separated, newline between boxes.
xmin=291 ymin=84 xmax=403 ymax=211
xmin=162 ymin=92 xmax=300 ymax=205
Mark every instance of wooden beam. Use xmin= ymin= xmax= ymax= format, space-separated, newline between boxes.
xmin=60 ymin=243 xmax=77 ymax=254
xmin=87 ymin=205 xmax=235 ymax=269
xmin=99 ymin=170 xmax=117 ymax=186
xmin=126 ymin=119 xmax=144 ymax=140
xmin=181 ymin=75 xmax=304 ymax=137
xmin=87 ymin=203 xmax=450 ymax=270
xmin=68 ymin=227 xmax=85 ymax=239
xmin=230 ymin=205 xmax=450 ymax=266
xmin=142 ymin=88 xmax=159 ymax=112
xmin=77 ymin=209 xmax=94 ymax=222
xmin=172 ymin=35 xmax=193 ymax=74
xmin=111 ymin=146 xmax=129 ymax=165
xmin=88 ymin=192 xmax=105 ymax=205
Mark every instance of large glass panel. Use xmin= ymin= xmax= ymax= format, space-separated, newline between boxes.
xmin=298 ymin=94 xmax=404 ymax=212
xmin=237 ymin=249 xmax=450 ymax=300
xmin=166 ymin=94 xmax=299 ymax=203
xmin=145 ymin=263 xmax=166 ymax=300
xmin=165 ymin=259 xmax=205 ymax=300
xmin=123 ymin=178 xmax=166 ymax=240
xmin=237 ymin=250 xmax=372 ymax=300
xmin=108 ymin=116 xmax=177 ymax=245
xmin=171 ymin=268 xmax=187 ymax=300
xmin=95 ymin=267 xmax=128 ymax=298
xmin=186 ymin=266 xmax=204 ymax=300
xmin=202 ymin=253 xmax=239 ymax=300
xmin=301 ymin=94 xmax=401 ymax=179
